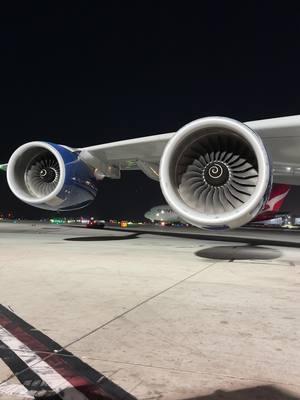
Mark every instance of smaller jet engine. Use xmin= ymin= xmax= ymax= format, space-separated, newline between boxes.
xmin=7 ymin=141 xmax=97 ymax=211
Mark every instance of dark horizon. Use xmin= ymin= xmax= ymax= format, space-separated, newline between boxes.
xmin=1 ymin=3 xmax=300 ymax=219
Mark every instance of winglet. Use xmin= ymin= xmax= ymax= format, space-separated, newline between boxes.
xmin=0 ymin=164 xmax=7 ymax=172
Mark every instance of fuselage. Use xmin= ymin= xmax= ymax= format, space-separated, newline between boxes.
xmin=145 ymin=205 xmax=181 ymax=223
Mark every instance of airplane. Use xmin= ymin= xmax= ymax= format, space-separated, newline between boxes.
xmin=145 ymin=183 xmax=290 ymax=225
xmin=1 ymin=115 xmax=300 ymax=230
xmin=144 ymin=205 xmax=182 ymax=224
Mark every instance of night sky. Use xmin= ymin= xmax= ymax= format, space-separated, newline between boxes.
xmin=1 ymin=3 xmax=300 ymax=220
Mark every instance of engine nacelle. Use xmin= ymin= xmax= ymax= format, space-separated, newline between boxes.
xmin=7 ymin=142 xmax=97 ymax=211
xmin=160 ymin=117 xmax=272 ymax=229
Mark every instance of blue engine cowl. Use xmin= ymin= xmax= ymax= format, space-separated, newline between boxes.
xmin=7 ymin=141 xmax=97 ymax=211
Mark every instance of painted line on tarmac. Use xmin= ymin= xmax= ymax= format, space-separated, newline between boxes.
xmin=0 ymin=382 xmax=34 ymax=398
xmin=0 ymin=336 xmax=53 ymax=398
xmin=0 ymin=305 xmax=136 ymax=400
xmin=0 ymin=324 xmax=87 ymax=399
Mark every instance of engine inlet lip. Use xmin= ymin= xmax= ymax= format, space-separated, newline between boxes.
xmin=7 ymin=141 xmax=66 ymax=204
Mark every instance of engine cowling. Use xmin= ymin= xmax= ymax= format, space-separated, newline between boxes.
xmin=7 ymin=141 xmax=97 ymax=211
xmin=160 ymin=117 xmax=272 ymax=229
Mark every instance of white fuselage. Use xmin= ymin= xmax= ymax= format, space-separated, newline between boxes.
xmin=145 ymin=205 xmax=181 ymax=223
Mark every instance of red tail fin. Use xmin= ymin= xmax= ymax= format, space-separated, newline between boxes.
xmin=263 ymin=184 xmax=290 ymax=212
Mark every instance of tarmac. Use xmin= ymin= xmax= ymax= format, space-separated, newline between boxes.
xmin=0 ymin=221 xmax=299 ymax=399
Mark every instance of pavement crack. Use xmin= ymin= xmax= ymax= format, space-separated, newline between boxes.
xmin=0 ymin=262 xmax=217 ymax=388
xmin=61 ymin=262 xmax=217 ymax=351
xmin=83 ymin=357 xmax=300 ymax=389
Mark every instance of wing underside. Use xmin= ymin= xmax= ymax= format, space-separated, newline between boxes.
xmin=247 ymin=116 xmax=300 ymax=185
xmin=79 ymin=132 xmax=173 ymax=180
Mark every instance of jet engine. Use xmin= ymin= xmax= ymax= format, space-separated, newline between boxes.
xmin=160 ymin=117 xmax=272 ymax=229
xmin=7 ymin=142 xmax=97 ymax=211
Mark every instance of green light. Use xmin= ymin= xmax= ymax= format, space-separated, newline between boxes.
xmin=50 ymin=218 xmax=65 ymax=224
xmin=0 ymin=164 xmax=8 ymax=172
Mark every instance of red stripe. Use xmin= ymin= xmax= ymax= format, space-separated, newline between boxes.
xmin=0 ymin=314 xmax=115 ymax=400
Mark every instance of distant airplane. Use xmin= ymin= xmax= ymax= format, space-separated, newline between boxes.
xmin=1 ymin=115 xmax=299 ymax=229
xmin=144 ymin=205 xmax=181 ymax=224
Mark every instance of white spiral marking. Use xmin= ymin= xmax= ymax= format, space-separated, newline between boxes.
xmin=208 ymin=164 xmax=223 ymax=179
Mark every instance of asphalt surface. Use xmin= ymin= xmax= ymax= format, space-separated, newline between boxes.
xmin=0 ymin=222 xmax=299 ymax=399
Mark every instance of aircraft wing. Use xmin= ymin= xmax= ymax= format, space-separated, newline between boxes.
xmin=78 ymin=115 xmax=300 ymax=185
xmin=2 ymin=115 xmax=300 ymax=183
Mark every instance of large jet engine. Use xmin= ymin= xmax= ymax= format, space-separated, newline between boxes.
xmin=7 ymin=142 xmax=97 ymax=211
xmin=160 ymin=117 xmax=272 ymax=229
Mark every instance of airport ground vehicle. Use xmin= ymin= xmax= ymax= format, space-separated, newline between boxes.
xmin=86 ymin=218 xmax=105 ymax=229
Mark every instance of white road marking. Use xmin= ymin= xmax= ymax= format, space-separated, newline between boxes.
xmin=0 ymin=383 xmax=33 ymax=398
xmin=0 ymin=325 xmax=89 ymax=400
